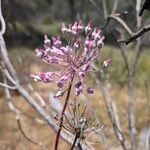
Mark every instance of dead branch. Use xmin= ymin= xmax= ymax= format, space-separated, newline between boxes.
xmin=112 ymin=101 xmax=122 ymax=132
xmin=0 ymin=81 xmax=16 ymax=89
xmin=17 ymin=119 xmax=47 ymax=150
xmin=107 ymin=15 xmax=133 ymax=35
xmin=111 ymin=0 xmax=119 ymax=15
xmin=2 ymin=72 xmax=47 ymax=149
xmin=118 ymin=25 xmax=150 ymax=44
xmin=95 ymin=76 xmax=127 ymax=150
xmin=102 ymin=0 xmax=108 ymax=19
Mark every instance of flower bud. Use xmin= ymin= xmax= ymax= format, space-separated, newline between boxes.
xmin=103 ymin=58 xmax=111 ymax=68
xmin=85 ymin=21 xmax=93 ymax=34
xmin=44 ymin=35 xmax=51 ymax=46
xmin=74 ymin=38 xmax=81 ymax=50
xmin=30 ymin=74 xmax=41 ymax=82
xmin=61 ymin=23 xmax=68 ymax=33
xmin=87 ymin=87 xmax=94 ymax=94
xmin=54 ymin=91 xmax=64 ymax=98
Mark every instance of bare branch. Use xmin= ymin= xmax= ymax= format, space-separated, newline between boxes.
xmin=88 ymin=0 xmax=103 ymax=18
xmin=118 ymin=25 xmax=150 ymax=44
xmin=112 ymin=101 xmax=122 ymax=132
xmin=102 ymin=0 xmax=108 ymax=19
xmin=48 ymin=93 xmax=63 ymax=114
xmin=0 ymin=0 xmax=5 ymax=36
xmin=116 ymin=27 xmax=137 ymax=150
xmin=92 ymin=69 xmax=127 ymax=150
xmin=111 ymin=0 xmax=119 ymax=14
xmin=2 ymin=71 xmax=47 ymax=149
xmin=139 ymin=128 xmax=150 ymax=150
xmin=17 ymin=119 xmax=47 ymax=149
xmin=0 ymin=82 xmax=16 ymax=89
xmin=100 ymin=81 xmax=126 ymax=150
xmin=136 ymin=0 xmax=142 ymax=27
xmin=108 ymin=15 xmax=133 ymax=35
xmin=0 ymin=0 xmax=18 ymax=81
xmin=28 ymin=84 xmax=46 ymax=108
xmin=2 ymin=74 xmax=21 ymax=119
xmin=115 ymin=27 xmax=130 ymax=71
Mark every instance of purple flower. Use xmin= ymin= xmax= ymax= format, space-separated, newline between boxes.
xmin=87 ymin=87 xmax=94 ymax=94
xmin=31 ymin=21 xmax=105 ymax=96
xmin=75 ymin=83 xmax=83 ymax=96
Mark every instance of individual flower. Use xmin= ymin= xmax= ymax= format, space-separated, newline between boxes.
xmin=103 ymin=58 xmax=111 ymax=68
xmin=30 ymin=21 xmax=105 ymax=97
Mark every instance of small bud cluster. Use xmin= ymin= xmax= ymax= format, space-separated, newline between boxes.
xmin=31 ymin=21 xmax=106 ymax=97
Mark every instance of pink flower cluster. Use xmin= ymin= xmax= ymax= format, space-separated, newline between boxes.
xmin=30 ymin=21 xmax=105 ymax=97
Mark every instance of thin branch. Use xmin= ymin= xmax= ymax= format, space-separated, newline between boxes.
xmin=102 ymin=0 xmax=108 ymax=19
xmin=0 ymin=82 xmax=16 ymax=89
xmin=2 ymin=74 xmax=21 ymax=119
xmin=136 ymin=0 xmax=142 ymax=28
xmin=100 ymin=81 xmax=126 ymax=150
xmin=2 ymin=71 xmax=47 ymax=149
xmin=28 ymin=84 xmax=46 ymax=108
xmin=112 ymin=101 xmax=122 ymax=132
xmin=0 ymin=0 xmax=18 ymax=81
xmin=48 ymin=92 xmax=63 ymax=114
xmin=80 ymin=95 xmax=111 ymax=150
xmin=17 ymin=119 xmax=47 ymax=149
xmin=115 ymin=27 xmax=130 ymax=71
xmin=0 ymin=64 xmax=17 ymax=85
xmin=93 ymin=70 xmax=127 ymax=150
xmin=0 ymin=0 xmax=6 ymax=36
xmin=117 ymin=27 xmax=137 ymax=150
xmin=2 ymin=73 xmax=45 ymax=125
xmin=128 ymin=2 xmax=142 ymax=149
xmin=118 ymin=25 xmax=150 ymax=45
xmin=111 ymin=0 xmax=119 ymax=14
xmin=108 ymin=15 xmax=133 ymax=35
xmin=88 ymin=0 xmax=103 ymax=18
xmin=70 ymin=133 xmax=79 ymax=150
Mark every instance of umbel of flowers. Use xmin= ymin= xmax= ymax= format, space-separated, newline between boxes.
xmin=30 ymin=21 xmax=105 ymax=97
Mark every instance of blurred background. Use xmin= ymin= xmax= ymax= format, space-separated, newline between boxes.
xmin=0 ymin=0 xmax=150 ymax=149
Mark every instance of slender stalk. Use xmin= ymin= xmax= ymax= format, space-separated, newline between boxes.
xmin=96 ymin=74 xmax=127 ymax=150
xmin=102 ymin=0 xmax=108 ymax=19
xmin=54 ymin=76 xmax=74 ymax=150
xmin=70 ymin=134 xmax=78 ymax=150
xmin=77 ymin=143 xmax=83 ymax=150
xmin=128 ymin=72 xmax=136 ymax=150
xmin=128 ymin=2 xmax=142 ymax=149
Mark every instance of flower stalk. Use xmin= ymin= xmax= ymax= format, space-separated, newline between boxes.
xmin=70 ymin=133 xmax=79 ymax=150
xmin=54 ymin=75 xmax=74 ymax=150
